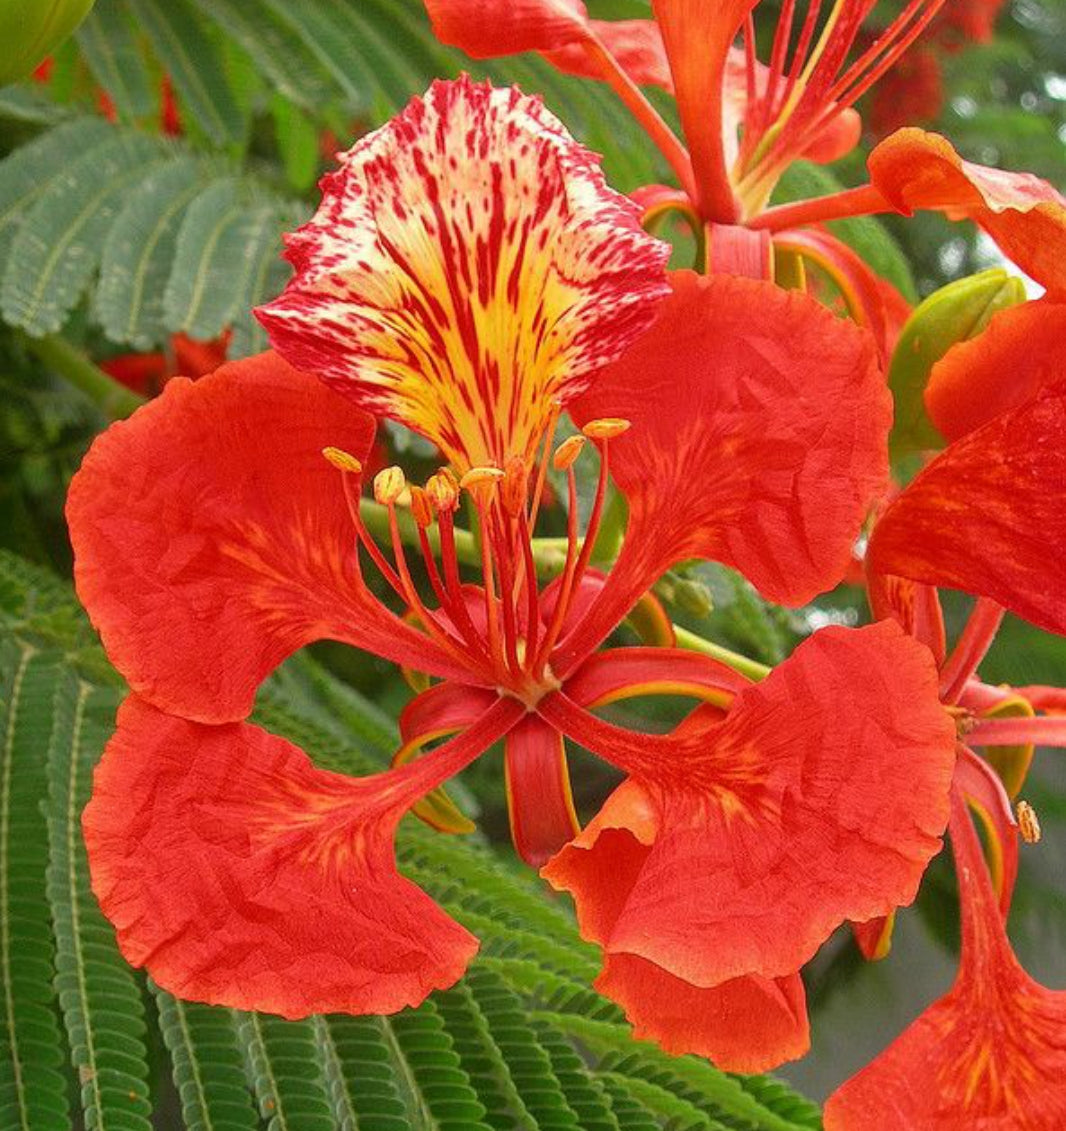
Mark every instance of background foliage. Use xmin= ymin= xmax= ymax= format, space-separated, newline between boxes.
xmin=0 ymin=0 xmax=1064 ymax=1125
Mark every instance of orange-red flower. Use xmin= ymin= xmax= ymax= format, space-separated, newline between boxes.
xmin=826 ymin=789 xmax=1066 ymax=1131
xmin=424 ymin=0 xmax=1066 ymax=349
xmin=68 ymin=78 xmax=954 ymax=1068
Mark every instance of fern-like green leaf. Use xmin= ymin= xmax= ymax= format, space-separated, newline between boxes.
xmin=0 ymin=117 xmax=114 ymax=267
xmin=437 ymin=966 xmax=578 ymax=1131
xmin=45 ymin=673 xmax=152 ymax=1131
xmin=531 ymin=1018 xmax=622 ymax=1131
xmin=94 ymin=156 xmax=205 ymax=349
xmin=0 ymin=644 xmax=70 ymax=1131
xmin=124 ymin=0 xmax=245 ymax=148
xmin=75 ymin=0 xmax=155 ymax=121
xmin=313 ymin=1014 xmax=411 ymax=1130
xmin=151 ymin=985 xmax=259 ymax=1131
xmin=2 ymin=131 xmax=168 ymax=336
xmin=235 ymin=1012 xmax=334 ymax=1131
xmin=163 ymin=180 xmax=287 ymax=340
xmin=190 ymin=0 xmax=336 ymax=113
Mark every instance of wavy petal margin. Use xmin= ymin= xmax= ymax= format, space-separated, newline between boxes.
xmin=84 ymin=696 xmax=523 ymax=1018
xmin=67 ymin=351 xmax=474 ymax=724
xmin=258 ymin=76 xmax=669 ymax=470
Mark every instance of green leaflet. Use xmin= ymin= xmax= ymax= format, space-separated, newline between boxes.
xmin=0 ymin=550 xmax=825 ymax=1131
xmin=45 ymin=671 xmax=152 ymax=1131
xmin=0 ymin=645 xmax=70 ymax=1131
xmin=74 ymin=0 xmax=155 ymax=121
xmin=124 ymin=0 xmax=246 ymax=148
xmin=151 ymin=985 xmax=259 ymax=1131
xmin=94 ymin=156 xmax=205 ymax=348
xmin=1 ymin=131 xmax=169 ymax=336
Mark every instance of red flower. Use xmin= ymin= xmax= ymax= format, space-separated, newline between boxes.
xmin=826 ymin=789 xmax=1066 ymax=1131
xmin=70 ymin=78 xmax=952 ymax=1068
xmin=101 ymin=331 xmax=230 ymax=395
xmin=423 ymin=0 xmax=1066 ymax=353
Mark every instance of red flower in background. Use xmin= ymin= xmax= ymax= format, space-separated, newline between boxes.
xmin=424 ymin=0 xmax=1066 ymax=357
xmin=68 ymin=78 xmax=955 ymax=1070
xmin=101 ymin=331 xmax=229 ymax=395
xmin=823 ymin=298 xmax=1066 ymax=1124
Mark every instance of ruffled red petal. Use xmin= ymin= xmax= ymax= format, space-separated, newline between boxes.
xmin=67 ymin=351 xmax=474 ymax=724
xmin=257 ymin=76 xmax=668 ymax=471
xmin=868 ymin=129 xmax=1066 ymax=297
xmin=825 ymin=791 xmax=1066 ymax=1130
xmin=559 ymin=271 xmax=888 ymax=674
xmin=867 ymin=379 xmax=1066 ymax=636
xmin=866 ymin=573 xmax=946 ymax=667
xmin=925 ymin=300 xmax=1066 ymax=442
xmin=544 ymin=20 xmax=672 ymax=89
xmin=543 ymin=622 xmax=955 ymax=991
xmin=598 ymin=954 xmax=809 ymax=1073
xmin=83 ymin=696 xmax=522 ymax=1017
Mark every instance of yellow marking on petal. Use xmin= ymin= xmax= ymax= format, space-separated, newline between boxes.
xmin=257 ymin=78 xmax=670 ymax=473
xmin=581 ymin=417 xmax=631 ymax=440
xmin=584 ymin=681 xmax=735 ymax=711
xmin=969 ymin=797 xmax=1006 ymax=902
xmin=373 ymin=465 xmax=407 ymax=505
xmin=322 ymin=446 xmax=363 ymax=474
xmin=552 ymin=435 xmax=585 ymax=471
xmin=1016 ymin=800 xmax=1041 ymax=844
xmin=500 ymin=456 xmax=529 ymax=516
xmin=392 ymin=728 xmax=477 ymax=835
xmin=980 ymin=693 xmax=1035 ymax=798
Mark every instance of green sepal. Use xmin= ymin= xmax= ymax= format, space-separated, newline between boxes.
xmin=889 ymin=268 xmax=1025 ymax=459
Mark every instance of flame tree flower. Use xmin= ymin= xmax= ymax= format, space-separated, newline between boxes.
xmin=68 ymin=77 xmax=956 ymax=1071
xmin=820 ymin=307 xmax=1066 ymax=1123
xmin=424 ymin=0 xmax=1066 ymax=353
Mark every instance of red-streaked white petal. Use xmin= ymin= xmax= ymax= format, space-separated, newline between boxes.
xmin=258 ymin=77 xmax=669 ymax=471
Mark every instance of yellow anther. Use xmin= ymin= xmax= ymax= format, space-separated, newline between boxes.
xmin=322 ymin=446 xmax=363 ymax=474
xmin=501 ymin=456 xmax=529 ymax=516
xmin=552 ymin=435 xmax=586 ymax=471
xmin=373 ymin=465 xmax=407 ymax=506
xmin=408 ymin=485 xmax=432 ymax=528
xmin=425 ymin=469 xmax=459 ymax=513
xmin=1017 ymin=800 xmax=1041 ymax=844
xmin=461 ymin=463 xmax=506 ymax=490
xmin=582 ymin=417 xmax=631 ymax=441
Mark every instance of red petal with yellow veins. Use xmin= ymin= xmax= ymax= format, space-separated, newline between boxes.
xmin=83 ymin=696 xmax=523 ymax=1017
xmin=504 ymin=715 xmax=580 ymax=868
xmin=925 ymin=300 xmax=1066 ymax=442
xmin=67 ymin=352 xmax=476 ymax=724
xmin=542 ymin=622 xmax=956 ymax=990
xmin=825 ymin=791 xmax=1066 ymax=1131
xmin=559 ymin=272 xmax=888 ymax=674
xmin=257 ymin=77 xmax=669 ymax=471
xmin=868 ymin=129 xmax=1066 ymax=297
xmin=867 ymin=379 xmax=1066 ymax=636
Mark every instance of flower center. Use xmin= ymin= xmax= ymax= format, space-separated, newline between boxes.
xmin=324 ymin=415 xmax=631 ymax=696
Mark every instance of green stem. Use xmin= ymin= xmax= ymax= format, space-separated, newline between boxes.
xmin=21 ymin=333 xmax=145 ymax=419
xmin=673 ymin=625 xmax=771 ymax=681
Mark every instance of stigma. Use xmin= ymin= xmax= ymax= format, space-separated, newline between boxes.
xmin=323 ymin=415 xmax=631 ymax=699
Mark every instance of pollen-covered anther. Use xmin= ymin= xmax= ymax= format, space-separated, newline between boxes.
xmin=408 ymin=485 xmax=432 ymax=529
xmin=425 ymin=469 xmax=459 ymax=514
xmin=581 ymin=418 xmax=631 ymax=441
xmin=321 ymin=446 xmax=363 ymax=475
xmin=552 ymin=436 xmax=586 ymax=472
xmin=501 ymin=457 xmax=530 ymax=517
xmin=460 ymin=466 xmax=505 ymax=496
xmin=373 ymin=466 xmax=407 ymax=507
xmin=1017 ymin=800 xmax=1041 ymax=844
